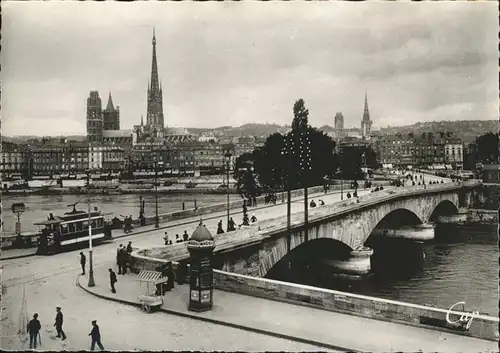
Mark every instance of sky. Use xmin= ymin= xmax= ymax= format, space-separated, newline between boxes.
xmin=2 ymin=1 xmax=498 ymax=136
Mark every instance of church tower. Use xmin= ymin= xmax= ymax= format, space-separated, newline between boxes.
xmin=86 ymin=91 xmax=103 ymax=143
xmin=103 ymin=92 xmax=120 ymax=130
xmin=361 ymin=92 xmax=372 ymax=138
xmin=146 ymin=28 xmax=164 ymax=137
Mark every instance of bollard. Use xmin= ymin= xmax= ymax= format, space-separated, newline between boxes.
xmin=182 ymin=202 xmax=185 ymax=210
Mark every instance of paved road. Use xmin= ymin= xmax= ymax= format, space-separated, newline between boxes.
xmin=1 ymin=178 xmax=455 ymax=351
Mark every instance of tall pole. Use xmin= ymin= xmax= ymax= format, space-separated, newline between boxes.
xmin=340 ymin=151 xmax=344 ymax=201
xmin=87 ymin=171 xmax=95 ymax=287
xmin=226 ymin=154 xmax=230 ymax=229
xmin=155 ymin=161 xmax=159 ymax=228
xmin=282 ymin=144 xmax=291 ymax=252
xmin=301 ymin=130 xmax=310 ymax=243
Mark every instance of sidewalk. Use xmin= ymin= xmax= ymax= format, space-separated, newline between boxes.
xmin=78 ymin=264 xmax=497 ymax=353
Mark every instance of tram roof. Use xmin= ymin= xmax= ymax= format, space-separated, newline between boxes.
xmin=34 ymin=211 xmax=103 ymax=225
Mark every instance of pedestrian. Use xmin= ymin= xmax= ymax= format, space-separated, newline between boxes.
xmin=109 ymin=268 xmax=117 ymax=293
xmin=80 ymin=251 xmax=86 ymax=275
xmin=251 ymin=214 xmax=257 ymax=223
xmin=89 ymin=320 xmax=105 ymax=351
xmin=116 ymin=244 xmax=123 ymax=267
xmin=27 ymin=313 xmax=41 ymax=349
xmin=163 ymin=232 xmax=169 ymax=245
xmin=126 ymin=241 xmax=133 ymax=254
xmin=175 ymin=234 xmax=181 ymax=243
xmin=54 ymin=307 xmax=66 ymax=340
xmin=252 ymin=196 xmax=257 ymax=207
xmin=183 ymin=230 xmax=189 ymax=241
xmin=216 ymin=220 xmax=224 ymax=234
xmin=120 ymin=247 xmax=128 ymax=275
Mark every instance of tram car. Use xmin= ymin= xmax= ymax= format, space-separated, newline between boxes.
xmin=35 ymin=204 xmax=113 ymax=255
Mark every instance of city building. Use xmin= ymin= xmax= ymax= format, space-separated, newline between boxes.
xmin=360 ymin=92 xmax=373 ymax=139
xmin=60 ymin=141 xmax=90 ymax=173
xmin=89 ymin=145 xmax=125 ymax=172
xmin=334 ymin=112 xmax=344 ymax=130
xmin=0 ymin=142 xmax=28 ymax=178
xmin=102 ymin=92 xmax=120 ymax=130
xmin=444 ymin=136 xmax=464 ymax=168
xmin=372 ymin=132 xmax=462 ymax=169
xmin=86 ymin=91 xmax=103 ymax=143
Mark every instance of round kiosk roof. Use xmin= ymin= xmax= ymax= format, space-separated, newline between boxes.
xmin=191 ymin=223 xmax=213 ymax=242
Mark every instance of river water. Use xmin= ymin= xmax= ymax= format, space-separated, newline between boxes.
xmin=2 ymin=194 xmax=498 ymax=317
xmin=270 ymin=223 xmax=498 ymax=317
xmin=1 ymin=193 xmax=241 ymax=234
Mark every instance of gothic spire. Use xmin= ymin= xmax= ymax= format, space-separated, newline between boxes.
xmin=150 ymin=28 xmax=159 ymax=94
xmin=106 ymin=92 xmax=115 ymax=111
xmin=363 ymin=91 xmax=370 ymax=121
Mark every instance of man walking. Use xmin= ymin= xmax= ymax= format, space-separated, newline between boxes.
xmin=27 ymin=313 xmax=41 ymax=349
xmin=80 ymin=252 xmax=86 ymax=275
xmin=89 ymin=320 xmax=105 ymax=351
xmin=54 ymin=307 xmax=66 ymax=340
xmin=109 ymin=268 xmax=117 ymax=294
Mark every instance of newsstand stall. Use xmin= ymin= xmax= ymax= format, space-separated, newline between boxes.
xmin=136 ymin=270 xmax=168 ymax=313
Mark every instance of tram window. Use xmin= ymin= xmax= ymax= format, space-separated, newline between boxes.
xmin=75 ymin=222 xmax=83 ymax=231
xmin=82 ymin=221 xmax=89 ymax=229
xmin=97 ymin=218 xmax=103 ymax=227
xmin=68 ymin=223 xmax=76 ymax=233
xmin=60 ymin=223 xmax=68 ymax=234
xmin=91 ymin=220 xmax=97 ymax=228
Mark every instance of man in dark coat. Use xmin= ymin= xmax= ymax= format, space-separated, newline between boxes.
xmin=27 ymin=313 xmax=41 ymax=349
xmin=89 ymin=320 xmax=105 ymax=351
xmin=80 ymin=252 xmax=86 ymax=275
xmin=216 ymin=220 xmax=224 ymax=234
xmin=119 ymin=247 xmax=128 ymax=275
xmin=126 ymin=241 xmax=133 ymax=254
xmin=182 ymin=230 xmax=189 ymax=241
xmin=54 ymin=307 xmax=66 ymax=340
xmin=109 ymin=268 xmax=117 ymax=293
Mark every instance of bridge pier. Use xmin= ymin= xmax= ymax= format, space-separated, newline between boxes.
xmin=322 ymin=247 xmax=374 ymax=279
xmin=371 ymin=223 xmax=435 ymax=242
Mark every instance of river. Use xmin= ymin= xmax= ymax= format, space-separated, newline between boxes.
xmin=269 ymin=223 xmax=498 ymax=317
xmin=1 ymin=193 xmax=242 ymax=234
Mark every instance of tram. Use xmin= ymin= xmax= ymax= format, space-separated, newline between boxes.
xmin=35 ymin=203 xmax=113 ymax=255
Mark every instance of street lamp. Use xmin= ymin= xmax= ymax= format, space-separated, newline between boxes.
xmin=281 ymin=138 xmax=292 ymax=252
xmin=340 ymin=150 xmax=344 ymax=200
xmin=86 ymin=170 xmax=95 ymax=287
xmin=224 ymin=150 xmax=232 ymax=230
xmin=154 ymin=160 xmax=162 ymax=228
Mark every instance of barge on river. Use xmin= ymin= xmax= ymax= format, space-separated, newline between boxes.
xmin=35 ymin=204 xmax=112 ymax=255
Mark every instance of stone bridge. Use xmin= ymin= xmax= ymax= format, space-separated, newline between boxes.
xmin=132 ymin=181 xmax=481 ymax=279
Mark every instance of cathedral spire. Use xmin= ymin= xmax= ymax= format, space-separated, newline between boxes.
xmin=106 ymin=92 xmax=115 ymax=111
xmin=150 ymin=28 xmax=159 ymax=94
xmin=363 ymin=91 xmax=370 ymax=121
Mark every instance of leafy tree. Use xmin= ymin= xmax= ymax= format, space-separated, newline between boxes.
xmin=291 ymin=99 xmax=309 ymax=130
xmin=475 ymin=132 xmax=499 ymax=163
xmin=234 ymin=152 xmax=260 ymax=199
xmin=242 ymin=201 xmax=249 ymax=226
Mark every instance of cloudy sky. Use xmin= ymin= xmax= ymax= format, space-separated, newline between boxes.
xmin=2 ymin=1 xmax=498 ymax=136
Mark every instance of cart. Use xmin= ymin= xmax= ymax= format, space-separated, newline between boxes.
xmin=136 ymin=270 xmax=168 ymax=313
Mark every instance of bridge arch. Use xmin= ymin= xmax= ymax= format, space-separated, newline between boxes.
xmin=258 ymin=191 xmax=462 ymax=277
xmin=428 ymin=200 xmax=459 ymax=223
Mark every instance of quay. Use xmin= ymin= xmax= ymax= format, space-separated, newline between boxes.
xmin=78 ymin=263 xmax=497 ymax=352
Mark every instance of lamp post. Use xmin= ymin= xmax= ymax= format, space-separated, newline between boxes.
xmin=298 ymin=129 xmax=311 ymax=243
xmin=281 ymin=139 xmax=292 ymax=252
xmin=224 ymin=150 xmax=232 ymax=230
xmin=340 ymin=150 xmax=344 ymax=200
xmin=86 ymin=170 xmax=95 ymax=287
xmin=154 ymin=160 xmax=161 ymax=228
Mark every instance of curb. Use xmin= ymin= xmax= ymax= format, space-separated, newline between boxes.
xmin=1 ymin=188 xmax=349 ymax=261
xmin=76 ymin=276 xmax=359 ymax=352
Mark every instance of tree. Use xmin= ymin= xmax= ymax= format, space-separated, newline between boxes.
xmin=234 ymin=152 xmax=260 ymax=199
xmin=475 ymin=132 xmax=499 ymax=164
xmin=291 ymin=99 xmax=309 ymax=131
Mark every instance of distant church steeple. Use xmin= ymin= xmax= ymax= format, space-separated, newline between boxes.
xmin=361 ymin=90 xmax=372 ymax=138
xmin=145 ymin=28 xmax=164 ymax=134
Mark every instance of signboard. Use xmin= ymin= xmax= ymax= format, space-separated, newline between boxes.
xmin=11 ymin=203 xmax=26 ymax=214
